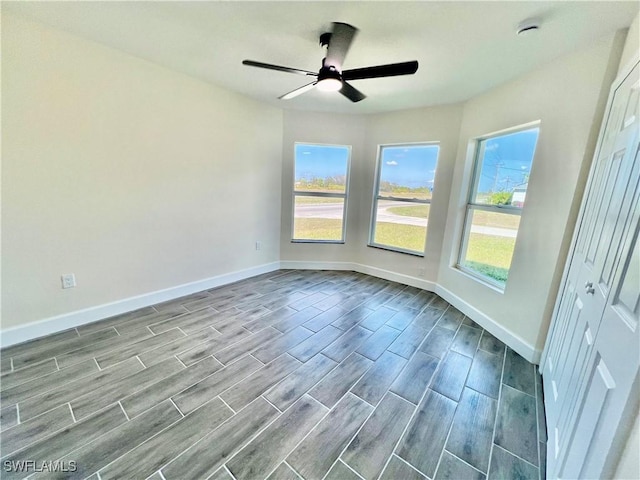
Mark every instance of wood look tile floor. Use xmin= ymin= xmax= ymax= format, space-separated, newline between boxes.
xmin=0 ymin=270 xmax=547 ymax=480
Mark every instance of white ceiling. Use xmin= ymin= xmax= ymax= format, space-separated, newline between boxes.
xmin=5 ymin=1 xmax=639 ymax=114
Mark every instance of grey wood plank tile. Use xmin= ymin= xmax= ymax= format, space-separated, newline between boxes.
xmin=114 ymin=308 xmax=191 ymax=335
xmin=1 ymin=358 xmax=11 ymax=374
xmin=38 ymin=401 xmax=182 ymax=480
xmin=343 ymin=392 xmax=415 ymax=480
xmin=137 ymin=328 xmax=219 ymax=367
xmin=384 ymin=288 xmax=419 ymax=310
xmin=264 ymin=354 xmax=337 ymax=411
xmin=359 ymin=306 xmax=397 ymax=331
xmin=325 ymin=461 xmax=362 ymax=480
xmin=71 ymin=356 xmax=184 ymax=420
xmin=0 ymin=359 xmax=57 ymax=390
xmin=539 ymin=441 xmax=547 ymax=480
xmin=148 ymin=307 xmax=220 ymax=334
xmin=258 ymin=292 xmax=307 ymax=312
xmin=309 ymin=353 xmax=373 ymax=408
xmin=503 ymin=348 xmax=536 ymax=396
xmin=184 ymin=294 xmax=233 ymax=312
xmin=176 ymin=326 xmax=252 ymax=366
xmin=535 ymin=369 xmax=547 ymax=444
xmin=289 ymin=291 xmax=329 ymax=311
xmin=446 ymin=388 xmax=497 ymax=473
xmin=494 ymin=385 xmax=538 ymax=466
xmin=154 ymin=292 xmax=210 ymax=312
xmin=451 ymin=325 xmax=483 ymax=357
xmin=0 ymin=405 xmax=18 ymax=431
xmin=160 ymin=397 xmax=278 ymax=480
xmin=406 ymin=291 xmax=438 ymax=311
xmin=411 ymin=307 xmax=444 ymax=331
xmin=2 ymin=404 xmax=127 ymax=480
xmin=431 ymin=351 xmax=473 ymax=402
xmin=100 ymin=398 xmax=234 ymax=480
xmin=390 ymin=351 xmax=440 ymax=404
xmin=1 ymin=359 xmax=100 ymax=407
xmin=1 ymin=328 xmax=79 ymax=359
xmin=387 ymin=323 xmax=429 ymax=359
xmin=288 ymin=326 xmax=344 ymax=362
xmin=95 ymin=328 xmax=186 ymax=369
xmin=488 ymin=445 xmax=539 ymax=480
xmin=437 ymin=306 xmax=465 ymax=331
xmin=242 ymin=306 xmax=298 ymax=333
xmin=121 ymin=356 xmax=223 ymax=418
xmin=214 ymin=307 xmax=269 ymax=332
xmin=419 ymin=326 xmax=456 ymax=359
xmin=19 ymin=357 xmax=144 ymax=421
xmin=380 ymin=455 xmax=427 ymax=480
xmin=272 ymin=307 xmax=323 ymax=333
xmin=435 ymin=451 xmax=486 ymax=480
xmin=385 ymin=309 xmax=420 ymax=331
xmin=75 ymin=308 xmax=166 ymax=335
xmin=227 ymin=395 xmax=328 ymax=480
xmin=335 ymin=293 xmax=370 ymax=314
xmin=463 ymin=316 xmax=482 ymax=330
xmin=287 ymin=394 xmax=373 ymax=480
xmin=12 ymin=328 xmax=119 ymax=369
xmin=0 ymin=404 xmax=73 ymax=457
xmin=361 ymin=292 xmax=396 ymax=310
xmin=301 ymin=306 xmax=345 ymax=332
xmin=395 ymin=389 xmax=457 ymax=478
xmin=312 ymin=293 xmax=349 ymax=312
xmin=351 ymin=352 xmax=407 ymax=405
xmin=479 ymin=331 xmax=506 ymax=356
xmin=209 ymin=467 xmax=235 ymax=480
xmin=252 ymin=326 xmax=313 ymax=364
xmin=322 ymin=325 xmax=373 ymax=362
xmin=172 ymin=355 xmax=263 ymax=414
xmin=220 ymin=354 xmax=302 ymax=411
xmin=466 ymin=349 xmax=503 ymax=399
xmin=266 ymin=463 xmax=300 ymax=480
xmin=332 ymin=305 xmax=374 ymax=330
xmin=429 ymin=296 xmax=450 ymax=311
xmin=214 ymin=327 xmax=282 ymax=365
xmin=356 ymin=325 xmax=401 ymax=360
xmin=56 ymin=327 xmax=153 ymax=369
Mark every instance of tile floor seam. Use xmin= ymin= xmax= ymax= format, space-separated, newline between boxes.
xmin=486 ymin=343 xmax=508 ymax=479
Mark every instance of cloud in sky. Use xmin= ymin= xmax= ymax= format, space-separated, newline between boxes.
xmin=386 ymin=160 xmax=398 ymax=166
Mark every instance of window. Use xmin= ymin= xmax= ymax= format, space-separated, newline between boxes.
xmin=458 ymin=124 xmax=540 ymax=288
xmin=292 ymin=143 xmax=351 ymax=242
xmin=369 ymin=143 xmax=440 ymax=255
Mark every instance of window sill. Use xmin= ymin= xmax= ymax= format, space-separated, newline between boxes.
xmin=454 ymin=265 xmax=506 ymax=294
xmin=367 ymin=243 xmax=425 ymax=257
xmin=291 ymin=240 xmax=345 ymax=244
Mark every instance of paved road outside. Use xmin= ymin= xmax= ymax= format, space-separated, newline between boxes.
xmin=295 ymin=201 xmax=517 ymax=238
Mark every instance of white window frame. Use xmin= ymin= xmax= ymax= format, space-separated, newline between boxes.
xmin=457 ymin=122 xmax=540 ymax=289
xmin=368 ymin=142 xmax=440 ymax=256
xmin=291 ymin=142 xmax=351 ymax=244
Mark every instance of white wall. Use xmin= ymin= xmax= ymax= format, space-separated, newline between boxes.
xmin=1 ymin=13 xmax=283 ymax=331
xmin=437 ymin=32 xmax=625 ymax=358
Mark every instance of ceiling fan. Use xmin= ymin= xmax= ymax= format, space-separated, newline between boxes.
xmin=242 ymin=22 xmax=419 ymax=103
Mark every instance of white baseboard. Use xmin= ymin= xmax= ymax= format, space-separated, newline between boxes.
xmin=1 ymin=259 xmax=541 ymax=363
xmin=281 ymin=260 xmax=538 ymax=363
xmin=0 ymin=262 xmax=280 ymax=348
xmin=435 ymin=284 xmax=541 ymax=363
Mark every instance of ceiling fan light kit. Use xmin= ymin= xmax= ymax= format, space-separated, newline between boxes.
xmin=242 ymin=22 xmax=419 ymax=103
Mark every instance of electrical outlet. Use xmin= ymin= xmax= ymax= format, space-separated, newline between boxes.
xmin=61 ymin=274 xmax=76 ymax=289
xmin=418 ymin=268 xmax=426 ymax=278
xmin=255 ymin=241 xmax=262 ymax=251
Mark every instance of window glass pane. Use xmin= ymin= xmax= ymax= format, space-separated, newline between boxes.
xmin=378 ymin=145 xmax=439 ymax=200
xmin=372 ymin=199 xmax=428 ymax=253
xmin=473 ymin=128 xmax=539 ymax=207
xmin=460 ymin=209 xmax=520 ymax=285
xmin=293 ymin=196 xmax=345 ymax=241
xmin=294 ymin=144 xmax=349 ymax=194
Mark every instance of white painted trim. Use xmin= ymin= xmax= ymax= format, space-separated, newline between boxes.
xmin=435 ymin=284 xmax=540 ymax=363
xmin=1 ymin=258 xmax=540 ymax=363
xmin=0 ymin=262 xmax=280 ymax=348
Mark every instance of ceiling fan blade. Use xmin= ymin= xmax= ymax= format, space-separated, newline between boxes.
xmin=342 ymin=61 xmax=419 ymax=81
xmin=279 ymin=81 xmax=318 ymax=100
xmin=340 ymin=81 xmax=366 ymax=103
xmin=325 ymin=23 xmax=358 ymax=71
xmin=243 ymin=60 xmax=317 ymax=77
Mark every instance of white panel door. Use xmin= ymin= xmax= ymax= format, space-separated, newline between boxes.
xmin=542 ymin=60 xmax=639 ymax=479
